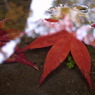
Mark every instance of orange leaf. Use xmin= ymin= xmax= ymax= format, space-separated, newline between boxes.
xmin=39 ymin=33 xmax=71 ymax=85
xmin=71 ymin=37 xmax=92 ymax=90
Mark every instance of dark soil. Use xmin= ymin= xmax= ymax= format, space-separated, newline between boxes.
xmin=0 ymin=0 xmax=95 ymax=95
xmin=0 ymin=46 xmax=95 ymax=95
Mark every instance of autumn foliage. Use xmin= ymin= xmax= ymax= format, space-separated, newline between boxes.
xmin=20 ymin=18 xmax=93 ymax=90
xmin=0 ymin=15 xmax=93 ymax=91
xmin=0 ymin=19 xmax=38 ymax=70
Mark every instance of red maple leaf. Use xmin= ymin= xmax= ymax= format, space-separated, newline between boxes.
xmin=0 ymin=19 xmax=38 ymax=70
xmin=20 ymin=17 xmax=92 ymax=90
xmin=5 ymin=46 xmax=38 ymax=70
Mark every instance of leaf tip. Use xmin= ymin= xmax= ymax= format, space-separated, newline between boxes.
xmin=86 ymin=75 xmax=93 ymax=91
xmin=39 ymin=71 xmax=49 ymax=86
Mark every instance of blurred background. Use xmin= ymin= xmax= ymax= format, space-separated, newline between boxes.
xmin=0 ymin=0 xmax=95 ymax=31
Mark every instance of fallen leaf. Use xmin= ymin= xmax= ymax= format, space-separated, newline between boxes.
xmin=71 ymin=37 xmax=92 ymax=90
xmin=45 ymin=19 xmax=59 ymax=22
xmin=6 ymin=52 xmax=38 ymax=70
xmin=0 ymin=19 xmax=37 ymax=70
xmin=39 ymin=33 xmax=71 ymax=84
xmin=19 ymin=30 xmax=67 ymax=52
xmin=20 ymin=21 xmax=92 ymax=89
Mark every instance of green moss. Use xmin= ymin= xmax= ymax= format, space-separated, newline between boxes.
xmin=66 ymin=55 xmax=75 ymax=69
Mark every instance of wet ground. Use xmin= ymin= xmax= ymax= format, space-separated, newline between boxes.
xmin=0 ymin=0 xmax=95 ymax=95
xmin=0 ymin=45 xmax=95 ymax=95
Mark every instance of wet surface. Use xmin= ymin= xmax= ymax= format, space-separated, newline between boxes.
xmin=0 ymin=0 xmax=95 ymax=95
xmin=0 ymin=47 xmax=95 ymax=95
